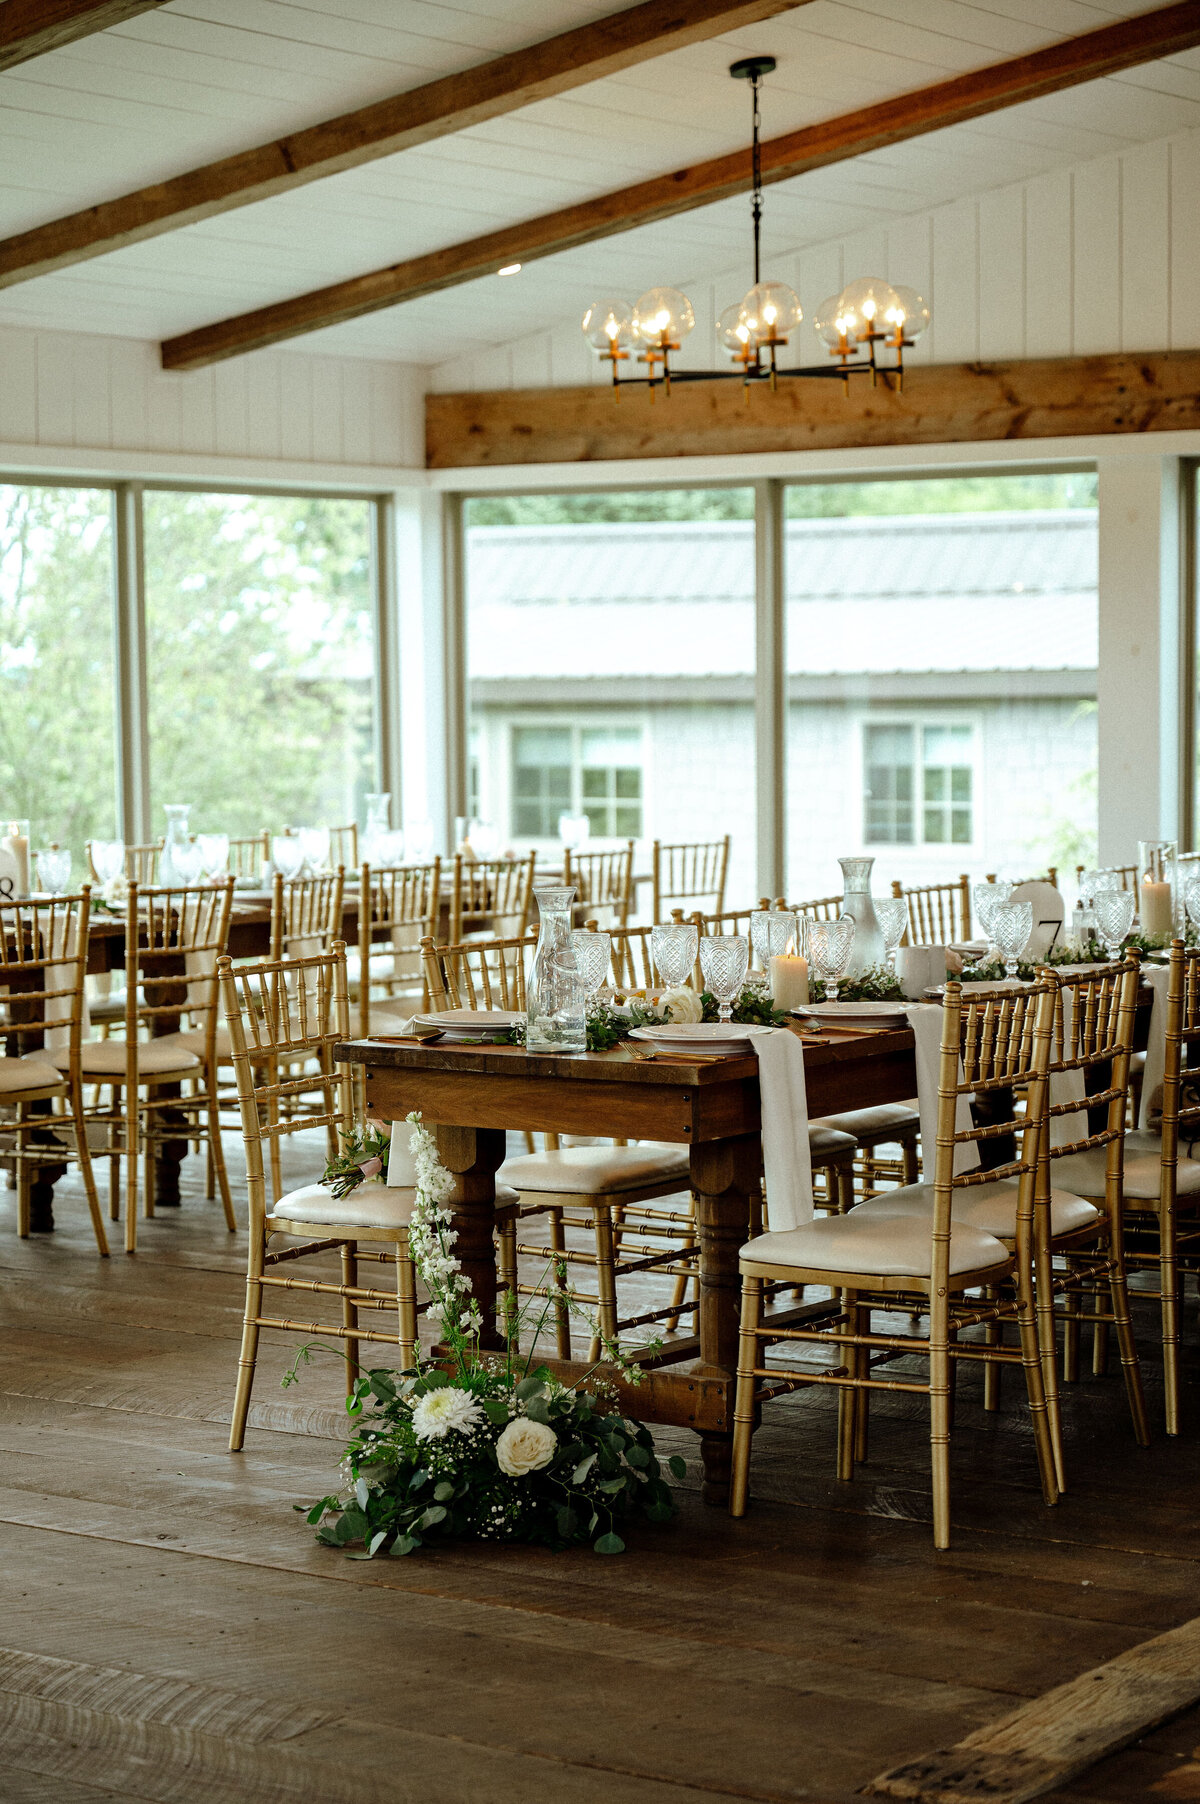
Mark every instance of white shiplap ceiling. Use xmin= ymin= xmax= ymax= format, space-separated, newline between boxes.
xmin=0 ymin=0 xmax=1197 ymax=362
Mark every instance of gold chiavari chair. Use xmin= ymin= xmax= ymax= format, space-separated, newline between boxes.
xmin=71 ymin=879 xmax=234 ymax=1253
xmin=220 ymin=945 xmax=520 ymax=1445
xmin=229 ymin=831 xmax=268 ymax=883
xmin=419 ymin=929 xmax=536 ymax=1014
xmin=652 ymin=835 xmax=730 ymax=923
xmin=988 ymin=868 xmax=1059 ymax=889
xmin=892 ymin=874 xmax=971 ymax=945
xmin=606 ymin=921 xmax=656 ymax=991
xmin=355 ymin=860 xmax=441 ymax=1038
xmin=789 ymin=893 xmax=845 ymax=923
xmin=730 ymin=977 xmax=1061 ymax=1550
xmin=1077 ymin=863 xmax=1138 ymax=893
xmin=85 ymin=840 xmax=163 ymax=887
xmin=563 ymin=841 xmax=634 ymax=928
xmin=0 ymin=890 xmax=107 ymax=1253
xmin=269 ymin=868 xmax=346 ymax=961
xmin=450 ymin=853 xmax=536 ymax=943
xmin=1047 ymin=948 xmax=1195 ymax=1434
xmin=330 ymin=823 xmax=358 ymax=870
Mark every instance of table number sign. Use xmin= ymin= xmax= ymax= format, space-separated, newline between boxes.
xmin=0 ymin=844 xmax=18 ymax=902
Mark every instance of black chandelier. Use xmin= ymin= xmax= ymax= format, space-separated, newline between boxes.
xmin=580 ymin=57 xmax=931 ymax=398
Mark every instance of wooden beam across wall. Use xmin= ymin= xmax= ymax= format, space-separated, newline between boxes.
xmin=0 ymin=0 xmax=167 ymax=70
xmin=0 ymin=0 xmax=803 ymax=287
xmin=424 ymin=350 xmax=1200 ymax=468
xmin=162 ymin=1 xmax=1200 ymax=371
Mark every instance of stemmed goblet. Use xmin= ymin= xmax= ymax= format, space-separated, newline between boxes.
xmin=90 ymin=839 xmax=124 ymax=886
xmin=651 ymin=922 xmax=698 ymax=989
xmin=172 ymin=839 xmax=206 ymax=886
xmin=873 ymin=896 xmax=908 ymax=973
xmin=1094 ymin=888 xmax=1135 ymax=960
xmin=1185 ymin=870 xmax=1200 ymax=933
xmin=568 ymin=928 xmax=611 ymax=1003
xmin=993 ymin=899 xmax=1034 ymax=978
xmin=197 ymin=834 xmax=229 ymax=881
xmin=806 ymin=914 xmax=856 ymax=1002
xmin=272 ymin=835 xmax=305 ymax=881
xmin=298 ymin=827 xmax=331 ymax=875
xmin=36 ymin=846 xmax=71 ymax=895
xmin=973 ymin=880 xmax=1014 ymax=960
xmin=698 ymin=934 xmax=749 ymax=1024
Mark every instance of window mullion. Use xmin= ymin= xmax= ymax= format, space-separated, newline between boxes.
xmin=112 ymin=481 xmax=150 ymax=844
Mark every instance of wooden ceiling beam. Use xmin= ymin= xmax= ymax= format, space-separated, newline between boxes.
xmin=424 ymin=350 xmax=1200 ymax=467
xmin=0 ymin=0 xmax=168 ymax=71
xmin=161 ymin=0 xmax=1200 ymax=371
xmin=0 ymin=0 xmax=803 ymax=285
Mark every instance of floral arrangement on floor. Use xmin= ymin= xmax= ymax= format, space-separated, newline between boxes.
xmin=320 ymin=1124 xmax=391 ymax=1198
xmin=296 ymin=1113 xmax=685 ymax=1559
xmin=808 ymin=964 xmax=905 ymax=1003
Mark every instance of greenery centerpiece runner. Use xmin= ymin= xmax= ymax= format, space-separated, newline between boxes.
xmin=297 ymin=1114 xmax=684 ymax=1558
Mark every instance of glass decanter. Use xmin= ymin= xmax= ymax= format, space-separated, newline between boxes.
xmin=526 ymin=885 xmax=587 ymax=1053
xmin=838 ymin=855 xmax=885 ymax=974
xmin=159 ymin=803 xmax=192 ymax=886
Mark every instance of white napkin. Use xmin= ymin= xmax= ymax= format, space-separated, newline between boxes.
xmin=905 ymin=1003 xmax=980 ymax=1176
xmin=749 ymin=1027 xmax=813 ymax=1231
xmin=45 ymin=913 xmax=89 ymax=1055
xmin=1139 ymin=963 xmax=1170 ymax=1129
xmin=1049 ymin=984 xmax=1088 ymax=1148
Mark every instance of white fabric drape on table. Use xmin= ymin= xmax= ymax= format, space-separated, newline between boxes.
xmin=750 ymin=1027 xmax=813 ymax=1232
xmin=1139 ymin=963 xmax=1171 ymax=1130
xmin=45 ymin=915 xmax=88 ymax=1055
xmin=905 ymin=1003 xmax=980 ymax=1177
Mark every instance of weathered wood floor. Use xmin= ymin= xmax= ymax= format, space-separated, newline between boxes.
xmin=3 ymin=1136 xmax=1200 ymax=1804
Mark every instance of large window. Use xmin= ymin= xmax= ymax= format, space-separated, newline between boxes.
xmin=464 ymin=490 xmax=756 ymax=908
xmin=786 ymin=473 xmax=1098 ymax=901
xmin=0 ymin=484 xmax=117 ymax=862
xmin=144 ymin=491 xmax=376 ymax=838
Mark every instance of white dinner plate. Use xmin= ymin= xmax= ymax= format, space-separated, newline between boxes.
xmin=412 ymin=1009 xmax=522 ymax=1038
xmin=629 ymin=1024 xmax=758 ymax=1055
xmin=795 ymin=1002 xmax=909 ymax=1027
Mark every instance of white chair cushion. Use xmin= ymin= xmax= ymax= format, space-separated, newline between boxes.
xmin=0 ymin=1055 xmax=66 ymax=1098
xmin=814 ymin=1102 xmax=921 ymax=1140
xmin=271 ymin=1179 xmax=519 ymax=1232
xmin=499 ymin=1143 xmax=690 ymax=1195
xmin=852 ymin=1179 xmax=1101 ymax=1239
xmin=1051 ymin=1129 xmax=1200 ymax=1201
xmin=742 ymin=1211 xmax=1009 ymax=1280
xmin=808 ymin=1124 xmax=858 ymax=1159
xmin=58 ymin=1038 xmax=202 ymax=1081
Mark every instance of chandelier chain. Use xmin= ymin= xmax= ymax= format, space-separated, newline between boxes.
xmin=751 ymin=72 xmax=763 ymax=288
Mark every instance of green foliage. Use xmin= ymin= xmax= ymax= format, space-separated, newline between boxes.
xmin=808 ymin=965 xmax=905 ymax=1003
xmin=303 ymin=1364 xmax=682 ymax=1558
xmin=699 ymin=987 xmax=788 ymax=1026
xmin=466 ymin=489 xmax=754 ymax=526
xmin=321 ymin=1124 xmax=391 ymax=1199
xmin=785 ymin=472 xmax=1098 ymax=519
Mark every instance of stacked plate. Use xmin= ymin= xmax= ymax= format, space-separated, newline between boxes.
xmin=411 ymin=1008 xmax=522 ymax=1042
xmin=794 ymin=1001 xmax=909 ymax=1029
xmin=629 ymin=1022 xmax=759 ymax=1056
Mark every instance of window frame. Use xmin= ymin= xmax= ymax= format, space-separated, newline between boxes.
xmin=857 ymin=712 xmax=982 ymax=853
xmin=503 ymin=716 xmax=647 ymax=845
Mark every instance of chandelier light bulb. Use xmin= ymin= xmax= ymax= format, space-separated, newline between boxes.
xmin=581 ymin=298 xmax=634 ymax=352
xmin=886 ymin=283 xmax=932 ymax=341
xmin=813 ymin=293 xmax=853 ymax=348
xmin=736 ymin=280 xmax=802 ymax=345
xmin=835 ymin=276 xmax=903 ymax=340
xmin=632 ymin=286 xmax=695 ymax=344
xmin=717 ymin=301 xmax=753 ymax=357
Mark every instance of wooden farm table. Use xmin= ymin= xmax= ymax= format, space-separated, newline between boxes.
xmin=336 ymin=1024 xmax=918 ymax=1506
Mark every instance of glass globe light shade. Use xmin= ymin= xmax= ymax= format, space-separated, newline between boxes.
xmin=836 ymin=276 xmax=902 ymax=337
xmin=736 ymin=280 xmax=803 ymax=343
xmin=884 ymin=283 xmax=931 ymax=341
xmin=632 ymin=286 xmax=695 ymax=344
xmin=813 ymin=292 xmax=855 ymax=348
xmin=717 ymin=301 xmax=754 ymax=357
xmin=581 ymin=297 xmax=633 ymax=352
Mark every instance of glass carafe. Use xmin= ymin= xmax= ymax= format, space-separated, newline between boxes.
xmin=362 ymin=792 xmax=391 ymax=865
xmin=838 ymin=855 xmax=885 ymax=975
xmin=526 ymin=885 xmax=587 ymax=1053
xmin=160 ymin=804 xmax=192 ymax=886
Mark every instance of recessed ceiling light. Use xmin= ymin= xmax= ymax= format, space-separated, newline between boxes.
xmin=498 ymin=262 xmax=522 ymax=276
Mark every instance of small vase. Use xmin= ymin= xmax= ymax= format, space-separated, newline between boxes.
xmin=160 ymin=803 xmax=192 ymax=886
xmin=526 ymin=885 xmax=587 ymax=1053
xmin=838 ymin=855 xmax=885 ymax=976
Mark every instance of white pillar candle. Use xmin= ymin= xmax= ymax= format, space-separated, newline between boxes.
xmin=1140 ymin=877 xmax=1173 ymax=937
xmin=770 ymin=953 xmax=809 ymax=1010
xmin=4 ymin=824 xmax=29 ymax=896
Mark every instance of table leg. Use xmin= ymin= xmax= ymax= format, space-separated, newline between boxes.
xmin=434 ymin=1124 xmax=507 ymax=1353
xmin=690 ymin=1132 xmax=761 ymax=1506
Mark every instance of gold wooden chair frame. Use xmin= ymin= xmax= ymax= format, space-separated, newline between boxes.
xmin=651 ymin=835 xmax=730 ymax=923
xmin=269 ymin=868 xmax=346 ymax=960
xmin=0 ymin=890 xmax=107 ymax=1254
xmin=449 ymin=853 xmax=536 ymax=943
xmin=228 ymin=831 xmax=268 ymax=883
xmin=563 ymin=841 xmax=634 ymax=928
xmin=730 ymin=978 xmax=1060 ymax=1550
xmin=355 ymin=859 xmax=441 ymax=1037
xmin=892 ymin=874 xmax=971 ymax=945
xmin=329 ymin=822 xmax=358 ymax=870
xmin=220 ymin=944 xmax=421 ymax=1450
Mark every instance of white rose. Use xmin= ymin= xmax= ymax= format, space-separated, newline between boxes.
xmin=410 ymin=1386 xmax=482 ymax=1441
xmin=660 ymin=985 xmax=703 ymax=1024
xmin=495 ymin=1415 xmax=557 ymax=1477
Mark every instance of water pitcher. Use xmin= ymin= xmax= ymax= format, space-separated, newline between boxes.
xmin=838 ymin=855 xmax=885 ymax=975
xmin=160 ymin=803 xmax=192 ymax=886
xmin=526 ymin=885 xmax=587 ymax=1053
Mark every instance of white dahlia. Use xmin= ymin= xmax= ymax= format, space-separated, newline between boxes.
xmin=410 ymin=1385 xmax=483 ymax=1441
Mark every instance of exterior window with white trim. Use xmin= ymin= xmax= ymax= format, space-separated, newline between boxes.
xmin=863 ymin=721 xmax=975 ymax=847
xmin=510 ymin=724 xmax=643 ymax=840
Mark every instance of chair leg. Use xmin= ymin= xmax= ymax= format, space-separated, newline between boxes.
xmin=15 ymin=1105 xmax=30 ymax=1239
xmin=854 ymin=1301 xmax=870 ymax=1465
xmin=1160 ymin=1199 xmax=1181 ymax=1436
xmin=664 ymin=1193 xmax=696 ymax=1334
xmin=341 ymin=1241 xmax=359 ymax=1399
xmin=982 ymin=1288 xmax=1001 ymax=1412
xmin=591 ymin=1204 xmax=618 ymax=1362
xmin=1091 ymin=1274 xmax=1109 ymax=1377
xmin=729 ymin=1274 xmax=762 ymax=1518
xmin=229 ymin=1233 xmax=265 ymax=1450
xmin=1062 ymin=1264 xmax=1081 ymax=1382
xmin=837 ymin=1289 xmax=858 ymax=1482
xmin=396 ymin=1236 xmax=418 ymax=1370
xmin=547 ymin=1207 xmax=571 ymax=1360
xmin=125 ymin=1089 xmax=140 ymax=1254
xmin=1108 ymin=1243 xmax=1151 ymax=1448
xmin=267 ymin=1062 xmax=284 ymax=1207
xmin=1035 ymin=1236 xmax=1066 ymax=1493
xmin=929 ymin=1304 xmax=952 ymax=1552
xmin=206 ymin=1069 xmax=236 ymax=1232
xmin=71 ymin=1082 xmax=109 ymax=1257
xmin=901 ymin=1132 xmax=919 ymax=1186
xmin=497 ymin=1216 xmax=519 ymax=1349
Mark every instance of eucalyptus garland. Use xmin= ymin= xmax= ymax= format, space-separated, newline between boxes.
xmin=808 ymin=964 xmax=905 ymax=1004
